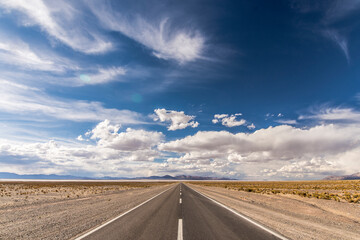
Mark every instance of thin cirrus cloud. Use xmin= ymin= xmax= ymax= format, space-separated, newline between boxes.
xmin=291 ymin=0 xmax=360 ymax=63
xmin=324 ymin=29 xmax=350 ymax=62
xmin=0 ymin=37 xmax=76 ymax=72
xmin=275 ymin=119 xmax=298 ymax=125
xmin=76 ymin=67 xmax=126 ymax=86
xmin=89 ymin=3 xmax=205 ymax=63
xmin=0 ymin=39 xmax=53 ymax=71
xmin=0 ymin=35 xmax=126 ymax=86
xmin=321 ymin=0 xmax=360 ymax=62
xmin=42 ymin=66 xmax=127 ymax=87
xmin=0 ymin=79 xmax=145 ymax=124
xmin=322 ymin=0 xmax=360 ymax=23
xmin=0 ymin=0 xmax=112 ymax=54
xmin=153 ymin=108 xmax=199 ymax=131
xmin=299 ymin=107 xmax=360 ymax=122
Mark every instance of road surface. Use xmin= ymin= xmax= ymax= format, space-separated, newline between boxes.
xmin=76 ymin=183 xmax=286 ymax=240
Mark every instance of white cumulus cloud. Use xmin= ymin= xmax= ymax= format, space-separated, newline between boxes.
xmin=153 ymin=108 xmax=199 ymax=131
xmin=0 ymin=120 xmax=165 ymax=176
xmin=212 ymin=113 xmax=247 ymax=127
xmin=159 ymin=124 xmax=360 ymax=179
xmin=88 ymin=119 xmax=164 ymax=151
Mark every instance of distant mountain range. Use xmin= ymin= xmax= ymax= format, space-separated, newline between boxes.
xmin=145 ymin=175 xmax=234 ymax=180
xmin=323 ymin=172 xmax=360 ymax=180
xmin=0 ymin=172 xmax=233 ymax=180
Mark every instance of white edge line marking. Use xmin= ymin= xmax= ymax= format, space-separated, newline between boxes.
xmin=74 ymin=186 xmax=173 ymax=240
xmin=189 ymin=186 xmax=289 ymax=240
xmin=177 ymin=219 xmax=183 ymax=240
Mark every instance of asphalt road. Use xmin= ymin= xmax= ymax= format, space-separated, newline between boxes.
xmin=77 ymin=183 xmax=286 ymax=240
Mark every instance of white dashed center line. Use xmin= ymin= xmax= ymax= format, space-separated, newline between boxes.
xmin=177 ymin=219 xmax=183 ymax=240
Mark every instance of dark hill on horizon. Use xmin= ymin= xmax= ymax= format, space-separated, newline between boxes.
xmin=323 ymin=172 xmax=360 ymax=180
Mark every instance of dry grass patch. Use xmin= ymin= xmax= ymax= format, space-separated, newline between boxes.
xmin=0 ymin=181 xmax=170 ymax=208
xmin=190 ymin=180 xmax=360 ymax=203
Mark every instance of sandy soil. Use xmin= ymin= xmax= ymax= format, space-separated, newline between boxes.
xmin=0 ymin=182 xmax=173 ymax=240
xmin=189 ymin=184 xmax=360 ymax=240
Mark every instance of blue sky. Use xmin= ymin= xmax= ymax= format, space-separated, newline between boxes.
xmin=1 ymin=0 xmax=360 ymax=180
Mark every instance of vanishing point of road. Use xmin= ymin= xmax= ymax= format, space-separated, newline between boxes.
xmin=75 ymin=183 xmax=288 ymax=240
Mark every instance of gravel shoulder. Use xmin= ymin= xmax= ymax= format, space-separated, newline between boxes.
xmin=0 ymin=183 xmax=174 ymax=240
xmin=188 ymin=183 xmax=360 ymax=240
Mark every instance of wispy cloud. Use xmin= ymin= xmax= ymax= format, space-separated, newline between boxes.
xmin=322 ymin=0 xmax=360 ymax=23
xmin=0 ymin=36 xmax=76 ymax=72
xmin=0 ymin=30 xmax=127 ymax=87
xmin=276 ymin=119 xmax=298 ymax=125
xmin=320 ymin=0 xmax=360 ymax=62
xmin=291 ymin=0 xmax=360 ymax=63
xmin=75 ymin=67 xmax=126 ymax=86
xmin=0 ymin=39 xmax=53 ymax=70
xmin=89 ymin=3 xmax=205 ymax=63
xmin=299 ymin=107 xmax=360 ymax=123
xmin=324 ymin=29 xmax=350 ymax=62
xmin=0 ymin=0 xmax=112 ymax=54
xmin=0 ymin=79 xmax=145 ymax=124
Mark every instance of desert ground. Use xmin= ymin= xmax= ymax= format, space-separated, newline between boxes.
xmin=189 ymin=181 xmax=360 ymax=240
xmin=0 ymin=180 xmax=359 ymax=240
xmin=0 ymin=181 xmax=173 ymax=239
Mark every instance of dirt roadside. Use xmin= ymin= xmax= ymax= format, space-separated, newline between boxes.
xmin=188 ymin=183 xmax=360 ymax=240
xmin=0 ymin=183 xmax=174 ymax=240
